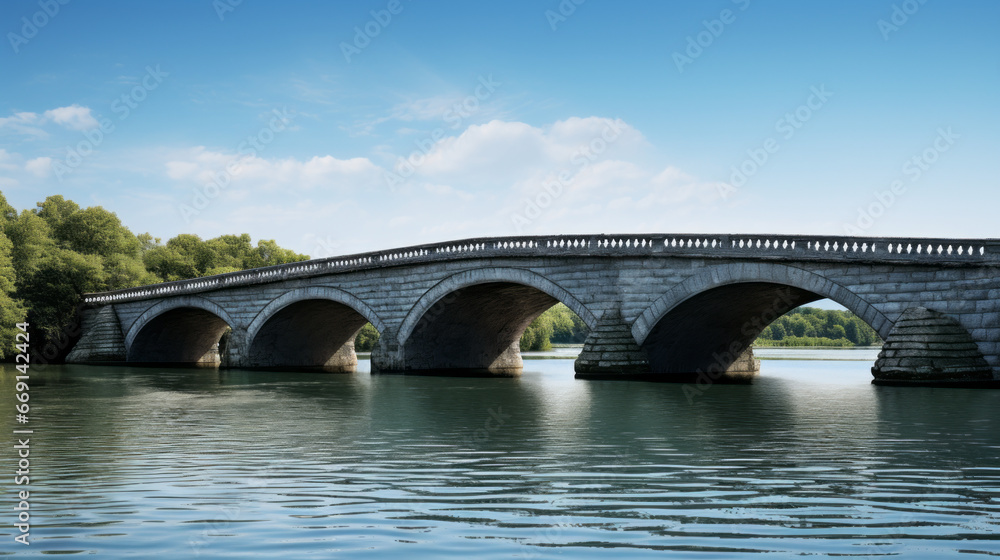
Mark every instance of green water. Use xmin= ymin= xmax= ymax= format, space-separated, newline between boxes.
xmin=1 ymin=354 xmax=998 ymax=557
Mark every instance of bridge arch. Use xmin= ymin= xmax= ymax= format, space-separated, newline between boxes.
xmin=394 ymin=267 xmax=597 ymax=374
xmin=125 ymin=296 xmax=236 ymax=364
xmin=398 ymin=268 xmax=597 ymax=346
xmin=631 ymin=263 xmax=890 ymax=375
xmin=245 ymin=287 xmax=385 ymax=371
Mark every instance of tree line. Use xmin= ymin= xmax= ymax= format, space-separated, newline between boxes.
xmin=754 ymin=306 xmax=882 ymax=347
xmin=513 ymin=304 xmax=881 ymax=352
xmin=0 ymin=192 xmax=308 ymax=360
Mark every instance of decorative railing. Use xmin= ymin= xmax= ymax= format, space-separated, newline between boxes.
xmin=82 ymin=234 xmax=1000 ymax=304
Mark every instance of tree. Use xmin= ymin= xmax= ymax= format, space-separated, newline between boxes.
xmin=20 ymin=248 xmax=105 ymax=344
xmin=355 ymin=323 xmax=380 ymax=351
xmin=103 ymin=254 xmax=160 ymax=291
xmin=137 ymin=232 xmax=160 ymax=253
xmin=769 ymin=321 xmax=787 ymax=340
xmin=58 ymin=206 xmax=142 ymax=259
xmin=844 ymin=321 xmax=859 ymax=344
xmin=206 ymin=234 xmax=255 ymax=268
xmin=5 ymin=211 xmax=54 ymax=280
xmin=830 ymin=324 xmax=847 ymax=340
xmin=35 ymin=195 xmax=80 ymax=233
xmin=0 ymin=192 xmax=16 ymax=223
xmin=754 ymin=307 xmax=882 ymax=347
xmin=143 ymin=245 xmax=198 ymax=282
xmin=787 ymin=315 xmax=808 ymax=337
xmin=0 ymin=191 xmax=314 ymax=363
xmin=250 ymin=239 xmax=309 ymax=268
xmin=0 ymin=232 xmax=27 ymax=358
xmin=519 ymin=307 xmax=555 ymax=351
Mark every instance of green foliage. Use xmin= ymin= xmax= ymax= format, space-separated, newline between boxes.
xmin=0 ymin=192 xmax=17 ymax=223
xmin=354 ymin=323 xmax=380 ymax=352
xmin=2 ymin=191 xmax=310 ymax=361
xmin=0 ymin=232 xmax=27 ymax=358
xmin=521 ymin=315 xmax=554 ymax=351
xmin=250 ymin=239 xmax=309 ymax=268
xmin=142 ymin=233 xmax=309 ymax=282
xmin=756 ymin=306 xmax=881 ymax=347
xmin=754 ymin=335 xmax=854 ymax=347
xmin=4 ymin=211 xmax=54 ymax=280
xmin=58 ymin=206 xmax=141 ymax=258
xmin=520 ymin=303 xmax=589 ymax=351
xmin=142 ymin=245 xmax=198 ymax=282
xmin=103 ymin=254 xmax=160 ymax=291
xmin=19 ymin=247 xmax=105 ymax=342
xmin=35 ymin=195 xmax=80 ymax=232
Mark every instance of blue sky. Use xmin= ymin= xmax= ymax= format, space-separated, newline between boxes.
xmin=1 ymin=0 xmax=998 ymax=258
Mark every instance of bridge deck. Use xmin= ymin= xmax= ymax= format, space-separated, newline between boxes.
xmin=83 ymin=233 xmax=1000 ymax=305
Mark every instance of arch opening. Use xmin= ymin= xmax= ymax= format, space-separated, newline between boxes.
xmin=642 ymin=282 xmax=826 ymax=379
xmin=127 ymin=307 xmax=231 ymax=366
xmin=402 ymin=282 xmax=564 ymax=375
xmin=247 ymin=299 xmax=372 ymax=372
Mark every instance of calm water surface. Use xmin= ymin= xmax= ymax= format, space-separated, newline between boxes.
xmin=2 ymin=351 xmax=999 ymax=558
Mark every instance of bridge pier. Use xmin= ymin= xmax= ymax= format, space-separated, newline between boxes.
xmin=370 ymin=333 xmax=525 ymax=377
xmin=66 ymin=306 xmax=127 ymax=364
xmin=574 ymin=308 xmax=651 ymax=378
xmin=369 ymin=329 xmax=400 ymax=373
xmin=872 ymin=307 xmax=996 ymax=387
xmin=574 ymin=307 xmax=762 ymax=382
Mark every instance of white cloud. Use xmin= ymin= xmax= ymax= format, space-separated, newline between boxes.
xmin=25 ymin=156 xmax=52 ymax=178
xmin=0 ymin=104 xmax=100 ymax=138
xmin=164 ymin=146 xmax=384 ymax=194
xmin=350 ymin=88 xmax=511 ymax=137
xmin=424 ymin=182 xmax=475 ymax=201
xmin=158 ymin=116 xmax=725 ymax=254
xmin=43 ymin=104 xmax=99 ymax=131
xmin=0 ymin=111 xmax=46 ymax=138
xmin=393 ymin=117 xmax=648 ymax=187
xmin=0 ymin=149 xmax=22 ymax=171
xmin=392 ymin=96 xmax=456 ymax=122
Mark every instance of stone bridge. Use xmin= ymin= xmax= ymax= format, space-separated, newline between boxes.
xmin=66 ymin=234 xmax=1000 ymax=386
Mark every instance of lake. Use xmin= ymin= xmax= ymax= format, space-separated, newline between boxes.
xmin=2 ymin=349 xmax=999 ymax=558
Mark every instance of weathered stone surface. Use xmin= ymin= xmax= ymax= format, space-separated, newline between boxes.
xmin=873 ymin=307 xmax=992 ymax=384
xmin=575 ymin=308 xmax=651 ymax=377
xmin=65 ymin=306 xmax=127 ymax=363
xmin=65 ymin=234 xmax=1000 ymax=385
